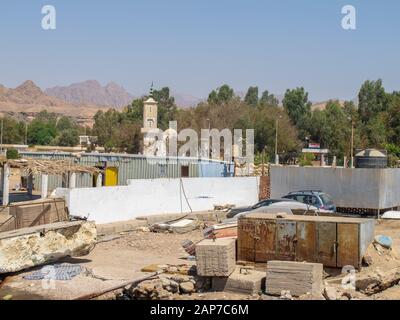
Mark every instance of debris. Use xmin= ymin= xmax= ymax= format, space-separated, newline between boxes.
xmin=212 ymin=267 xmax=265 ymax=295
xmin=74 ymin=272 xmax=163 ymax=300
xmin=266 ymin=261 xmax=323 ymax=297
xmin=182 ymin=239 xmax=196 ymax=256
xmin=323 ymin=285 xmax=339 ymax=300
xmin=381 ymin=211 xmax=400 ymax=220
xmin=141 ymin=264 xmax=196 ymax=276
xmin=24 ymin=263 xmax=84 ymax=281
xmin=374 ymin=235 xmax=393 ymax=249
xmin=0 ymin=221 xmax=97 ymax=274
xmin=355 ymin=268 xmax=400 ymax=295
xmin=96 ymin=234 xmax=121 ymax=244
xmin=150 ymin=218 xmax=199 ymax=234
xmin=214 ymin=204 xmax=235 ymax=212
xmin=362 ymin=242 xmax=400 ymax=267
xmin=279 ymin=290 xmax=293 ymax=300
xmin=196 ymin=238 xmax=236 ymax=277
xmin=123 ymin=274 xmax=208 ymax=300
xmin=2 ymin=294 xmax=13 ymax=301
xmin=203 ymin=222 xmax=238 ymax=239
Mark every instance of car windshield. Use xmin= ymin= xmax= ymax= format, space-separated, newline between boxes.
xmin=252 ymin=200 xmax=270 ymax=209
xmin=320 ymin=194 xmax=334 ymax=205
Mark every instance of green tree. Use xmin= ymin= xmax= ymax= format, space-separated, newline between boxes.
xmin=126 ymin=98 xmax=144 ymax=121
xmin=0 ymin=117 xmax=25 ymax=144
xmin=244 ymin=86 xmax=259 ymax=107
xmin=358 ymin=79 xmax=389 ymax=124
xmin=28 ymin=114 xmax=57 ymax=146
xmin=53 ymin=129 xmax=79 ymax=147
xmin=207 ymin=85 xmax=235 ymax=105
xmin=152 ymin=87 xmax=177 ymax=129
xmin=260 ymin=90 xmax=279 ymax=107
xmin=56 ymin=116 xmax=75 ymax=131
xmin=283 ymin=87 xmax=312 ymax=126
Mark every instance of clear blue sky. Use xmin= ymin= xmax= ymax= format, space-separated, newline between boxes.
xmin=0 ymin=0 xmax=399 ymax=101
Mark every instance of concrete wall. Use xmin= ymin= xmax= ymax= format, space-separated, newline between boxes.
xmin=55 ymin=177 xmax=259 ymax=224
xmin=270 ymin=166 xmax=400 ymax=210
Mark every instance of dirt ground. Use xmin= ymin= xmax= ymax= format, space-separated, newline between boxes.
xmin=1 ymin=218 xmax=400 ymax=300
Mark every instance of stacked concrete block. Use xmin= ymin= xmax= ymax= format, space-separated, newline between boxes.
xmin=212 ymin=267 xmax=265 ymax=295
xmin=266 ymin=261 xmax=323 ymax=297
xmin=196 ymin=238 xmax=236 ymax=277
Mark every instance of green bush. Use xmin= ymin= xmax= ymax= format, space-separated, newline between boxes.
xmin=299 ymin=153 xmax=314 ymax=166
xmin=6 ymin=148 xmax=20 ymax=159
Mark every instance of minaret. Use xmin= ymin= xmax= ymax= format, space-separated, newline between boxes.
xmin=142 ymin=84 xmax=158 ymax=133
xmin=142 ymin=84 xmax=160 ymax=156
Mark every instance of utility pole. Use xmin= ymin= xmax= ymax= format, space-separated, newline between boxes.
xmin=0 ymin=118 xmax=3 ymax=156
xmin=25 ymin=122 xmax=28 ymax=145
xmin=350 ymin=119 xmax=354 ymax=168
xmin=275 ymin=117 xmax=280 ymax=165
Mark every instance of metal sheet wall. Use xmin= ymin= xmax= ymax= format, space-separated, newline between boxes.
xmin=19 ymin=152 xmax=231 ymax=191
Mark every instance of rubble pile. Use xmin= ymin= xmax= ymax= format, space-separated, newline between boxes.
xmin=121 ymin=274 xmax=211 ymax=300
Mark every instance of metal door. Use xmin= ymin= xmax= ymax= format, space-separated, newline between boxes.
xmin=255 ymin=220 xmax=276 ymax=262
xmin=317 ymin=222 xmax=337 ymax=267
xmin=238 ymin=218 xmax=256 ymax=262
xmin=276 ymin=220 xmax=297 ymax=261
xmin=337 ymin=223 xmax=359 ymax=268
xmin=296 ymin=221 xmax=317 ymax=262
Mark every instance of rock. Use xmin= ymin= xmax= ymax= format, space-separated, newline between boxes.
xmin=279 ymin=290 xmax=293 ymax=300
xmin=0 ymin=221 xmax=96 ymax=274
xmin=180 ymin=281 xmax=195 ymax=294
xmin=169 ymin=275 xmax=191 ymax=283
xmin=298 ymin=293 xmax=326 ymax=300
xmin=141 ymin=264 xmax=162 ymax=273
xmin=323 ymin=286 xmax=338 ymax=300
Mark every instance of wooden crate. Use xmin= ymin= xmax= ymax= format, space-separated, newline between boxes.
xmin=238 ymin=214 xmax=375 ymax=268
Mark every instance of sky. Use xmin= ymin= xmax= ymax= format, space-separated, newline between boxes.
xmin=0 ymin=0 xmax=399 ymax=101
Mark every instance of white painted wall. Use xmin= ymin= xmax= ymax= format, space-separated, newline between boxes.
xmin=55 ymin=177 xmax=259 ymax=224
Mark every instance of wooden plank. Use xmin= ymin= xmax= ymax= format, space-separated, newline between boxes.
xmin=255 ymin=220 xmax=276 ymax=262
xmin=317 ymin=222 xmax=337 ymax=267
xmin=337 ymin=223 xmax=359 ymax=268
xmin=296 ymin=221 xmax=317 ymax=263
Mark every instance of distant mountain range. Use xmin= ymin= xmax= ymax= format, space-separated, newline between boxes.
xmin=0 ymin=80 xmax=106 ymax=126
xmin=0 ymin=79 xmax=356 ymax=128
xmin=45 ymin=80 xmax=204 ymax=109
xmin=45 ymin=80 xmax=134 ymax=109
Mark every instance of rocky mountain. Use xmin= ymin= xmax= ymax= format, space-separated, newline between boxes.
xmin=45 ymin=80 xmax=134 ymax=108
xmin=172 ymin=92 xmax=203 ymax=108
xmin=0 ymin=81 xmax=105 ymax=126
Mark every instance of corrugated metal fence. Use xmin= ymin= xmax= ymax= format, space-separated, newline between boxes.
xmin=19 ymin=152 xmax=234 ymax=191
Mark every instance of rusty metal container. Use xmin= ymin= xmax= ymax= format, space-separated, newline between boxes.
xmin=238 ymin=214 xmax=375 ymax=268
